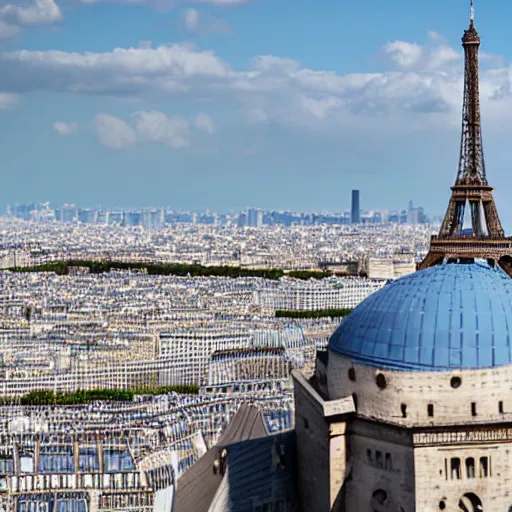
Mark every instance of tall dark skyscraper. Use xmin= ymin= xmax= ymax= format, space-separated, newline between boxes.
xmin=351 ymin=190 xmax=360 ymax=224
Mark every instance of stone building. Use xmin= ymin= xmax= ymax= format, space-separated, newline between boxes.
xmin=294 ymin=260 xmax=511 ymax=511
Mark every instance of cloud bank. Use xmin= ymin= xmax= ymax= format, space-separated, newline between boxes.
xmin=0 ymin=0 xmax=61 ymax=39
xmin=3 ymin=31 xmax=512 ymax=138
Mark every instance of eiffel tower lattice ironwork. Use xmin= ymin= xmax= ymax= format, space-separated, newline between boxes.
xmin=418 ymin=0 xmax=512 ymax=276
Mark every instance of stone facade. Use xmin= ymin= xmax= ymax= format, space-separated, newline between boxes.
xmin=294 ymin=350 xmax=512 ymax=512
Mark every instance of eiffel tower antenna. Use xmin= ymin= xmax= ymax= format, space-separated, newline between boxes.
xmin=419 ymin=1 xmax=512 ymax=276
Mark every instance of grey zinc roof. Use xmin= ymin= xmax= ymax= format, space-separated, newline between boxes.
xmin=173 ymin=404 xmax=269 ymax=511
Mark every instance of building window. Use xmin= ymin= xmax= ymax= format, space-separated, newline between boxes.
xmin=376 ymin=373 xmax=387 ymax=389
xmin=103 ymin=449 xmax=135 ymax=473
xmin=401 ymin=404 xmax=407 ymax=418
xmin=451 ymin=458 xmax=461 ymax=480
xmin=466 ymin=457 xmax=475 ymax=478
xmin=376 ymin=451 xmax=383 ymax=469
xmin=471 ymin=402 xmax=477 ymax=416
xmin=450 ymin=376 xmax=462 ymax=389
xmin=19 ymin=454 xmax=34 ymax=474
xmin=56 ymin=499 xmax=88 ymax=512
xmin=38 ymin=445 xmax=74 ymax=473
xmin=479 ymin=457 xmax=489 ymax=478
xmin=385 ymin=453 xmax=392 ymax=471
xmin=79 ymin=447 xmax=99 ymax=472
xmin=348 ymin=368 xmax=356 ymax=382
xmin=428 ymin=404 xmax=434 ymax=417
xmin=499 ymin=401 xmax=504 ymax=414
xmin=367 ymin=449 xmax=373 ymax=464
xmin=371 ymin=489 xmax=388 ymax=508
xmin=0 ymin=458 xmax=13 ymax=474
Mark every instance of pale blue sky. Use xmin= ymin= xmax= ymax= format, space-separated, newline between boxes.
xmin=1 ymin=0 xmax=512 ymax=224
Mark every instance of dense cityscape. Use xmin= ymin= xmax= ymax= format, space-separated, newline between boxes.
xmin=3 ymin=0 xmax=512 ymax=510
xmin=0 ymin=211 xmax=414 ymax=511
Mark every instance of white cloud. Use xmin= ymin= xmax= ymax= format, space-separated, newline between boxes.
xmin=53 ymin=121 xmax=78 ymax=135
xmin=5 ymin=31 xmax=512 ymax=136
xmin=2 ymin=44 xmax=230 ymax=96
xmin=183 ymin=8 xmax=199 ymax=31
xmin=0 ymin=0 xmax=61 ymax=39
xmin=385 ymin=41 xmax=422 ymax=69
xmin=0 ymin=19 xmax=19 ymax=38
xmin=299 ymin=96 xmax=343 ymax=119
xmin=134 ymin=110 xmax=189 ymax=148
xmin=0 ymin=92 xmax=17 ymax=108
xmin=94 ymin=114 xmax=136 ymax=150
xmin=79 ymin=0 xmax=252 ymax=5
xmin=194 ymin=112 xmax=214 ymax=133
xmin=193 ymin=0 xmax=252 ymax=4
xmin=181 ymin=8 xmax=231 ymax=34
xmin=92 ymin=111 xmax=192 ymax=150
xmin=384 ymin=32 xmax=458 ymax=72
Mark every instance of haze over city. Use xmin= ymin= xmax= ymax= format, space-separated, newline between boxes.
xmin=1 ymin=0 xmax=512 ymax=230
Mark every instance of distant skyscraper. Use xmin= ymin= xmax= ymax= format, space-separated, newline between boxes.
xmin=351 ymin=190 xmax=360 ymax=224
xmin=247 ymin=208 xmax=263 ymax=228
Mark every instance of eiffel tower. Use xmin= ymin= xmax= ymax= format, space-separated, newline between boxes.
xmin=418 ymin=0 xmax=512 ymax=276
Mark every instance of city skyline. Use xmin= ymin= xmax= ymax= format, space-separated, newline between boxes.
xmin=2 ymin=1 xmax=512 ymax=229
xmin=6 ymin=198 xmax=432 ymax=226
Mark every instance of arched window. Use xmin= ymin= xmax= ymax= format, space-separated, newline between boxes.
xmin=371 ymin=489 xmax=388 ymax=512
xmin=451 ymin=458 xmax=461 ymax=480
xmin=458 ymin=493 xmax=483 ymax=512
xmin=466 ymin=457 xmax=475 ymax=478
xmin=479 ymin=457 xmax=489 ymax=478
xmin=376 ymin=373 xmax=387 ymax=389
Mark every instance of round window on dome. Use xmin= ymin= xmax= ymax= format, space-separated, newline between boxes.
xmin=348 ymin=368 xmax=356 ymax=382
xmin=376 ymin=373 xmax=387 ymax=389
xmin=450 ymin=376 xmax=462 ymax=389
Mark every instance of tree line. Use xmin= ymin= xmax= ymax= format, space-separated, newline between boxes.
xmin=275 ymin=308 xmax=353 ymax=319
xmin=0 ymin=385 xmax=199 ymax=406
xmin=10 ymin=260 xmax=285 ymax=280
xmin=9 ymin=260 xmax=339 ymax=280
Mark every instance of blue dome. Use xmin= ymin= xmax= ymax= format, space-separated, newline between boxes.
xmin=329 ymin=262 xmax=512 ymax=371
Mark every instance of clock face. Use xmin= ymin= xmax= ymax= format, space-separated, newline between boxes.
xmin=458 ymin=493 xmax=483 ymax=512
